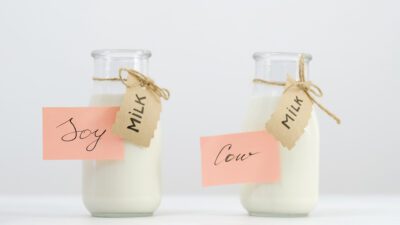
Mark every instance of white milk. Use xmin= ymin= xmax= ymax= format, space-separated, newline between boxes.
xmin=82 ymin=94 xmax=161 ymax=217
xmin=241 ymin=95 xmax=319 ymax=216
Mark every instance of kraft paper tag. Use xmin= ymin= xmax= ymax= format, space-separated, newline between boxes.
xmin=42 ymin=107 xmax=124 ymax=160
xmin=112 ymin=75 xmax=161 ymax=147
xmin=200 ymin=131 xmax=280 ymax=186
xmin=266 ymin=76 xmax=313 ymax=149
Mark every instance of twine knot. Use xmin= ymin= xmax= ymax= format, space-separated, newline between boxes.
xmin=93 ymin=68 xmax=170 ymax=100
xmin=253 ymin=55 xmax=340 ymax=124
xmin=118 ymin=68 xmax=170 ymax=100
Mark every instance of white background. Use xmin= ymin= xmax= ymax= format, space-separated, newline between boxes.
xmin=0 ymin=0 xmax=399 ymax=196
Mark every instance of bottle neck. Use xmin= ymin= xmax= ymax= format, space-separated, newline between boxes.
xmin=93 ymin=57 xmax=149 ymax=78
xmin=252 ymin=52 xmax=311 ymax=96
xmin=91 ymin=49 xmax=151 ymax=95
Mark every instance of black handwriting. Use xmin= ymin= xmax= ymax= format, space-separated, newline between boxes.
xmin=56 ymin=117 xmax=106 ymax=151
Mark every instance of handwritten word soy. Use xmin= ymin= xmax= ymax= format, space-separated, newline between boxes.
xmin=56 ymin=117 xmax=106 ymax=151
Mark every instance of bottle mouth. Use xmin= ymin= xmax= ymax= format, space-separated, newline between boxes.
xmin=91 ymin=49 xmax=152 ymax=59
xmin=253 ymin=52 xmax=312 ymax=61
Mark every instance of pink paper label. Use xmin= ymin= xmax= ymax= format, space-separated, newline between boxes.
xmin=200 ymin=131 xmax=280 ymax=186
xmin=42 ymin=107 xmax=124 ymax=160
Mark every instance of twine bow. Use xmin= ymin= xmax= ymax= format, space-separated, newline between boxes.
xmin=253 ymin=55 xmax=341 ymax=124
xmin=93 ymin=68 xmax=170 ymax=100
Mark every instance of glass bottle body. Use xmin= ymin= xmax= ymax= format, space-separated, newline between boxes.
xmin=241 ymin=52 xmax=319 ymax=216
xmin=82 ymin=49 xmax=161 ymax=217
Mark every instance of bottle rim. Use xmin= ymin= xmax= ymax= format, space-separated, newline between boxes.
xmin=253 ymin=52 xmax=312 ymax=61
xmin=91 ymin=49 xmax=152 ymax=59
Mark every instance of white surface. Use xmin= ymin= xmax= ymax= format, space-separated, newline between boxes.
xmin=1 ymin=196 xmax=399 ymax=225
xmin=0 ymin=0 xmax=400 ymax=196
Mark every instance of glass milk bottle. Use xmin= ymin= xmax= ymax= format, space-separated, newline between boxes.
xmin=82 ymin=49 xmax=161 ymax=217
xmin=241 ymin=52 xmax=319 ymax=216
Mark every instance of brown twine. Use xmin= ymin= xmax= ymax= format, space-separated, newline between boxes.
xmin=253 ymin=55 xmax=341 ymax=124
xmin=93 ymin=68 xmax=170 ymax=100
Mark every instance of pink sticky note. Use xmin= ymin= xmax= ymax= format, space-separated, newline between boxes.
xmin=200 ymin=131 xmax=280 ymax=186
xmin=43 ymin=107 xmax=123 ymax=160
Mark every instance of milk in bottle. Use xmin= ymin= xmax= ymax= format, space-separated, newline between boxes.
xmin=241 ymin=52 xmax=319 ymax=216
